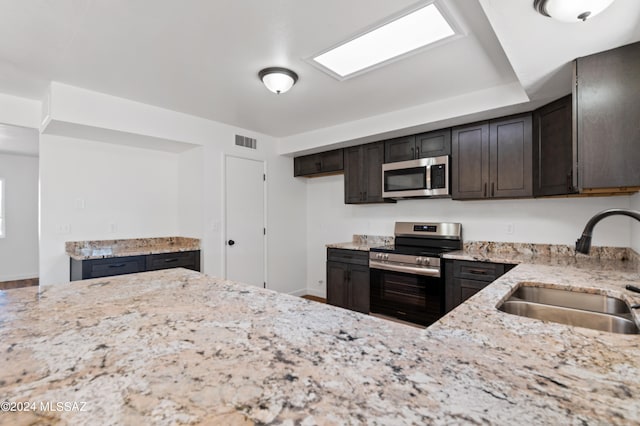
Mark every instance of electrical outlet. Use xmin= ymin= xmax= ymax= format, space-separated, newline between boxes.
xmin=109 ymin=223 xmax=118 ymax=233
xmin=506 ymin=223 xmax=514 ymax=235
xmin=74 ymin=198 xmax=85 ymax=209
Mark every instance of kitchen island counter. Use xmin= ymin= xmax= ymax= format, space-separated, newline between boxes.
xmin=1 ymin=266 xmax=639 ymax=425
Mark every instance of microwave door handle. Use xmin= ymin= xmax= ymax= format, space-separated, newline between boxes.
xmin=425 ymin=164 xmax=432 ymax=190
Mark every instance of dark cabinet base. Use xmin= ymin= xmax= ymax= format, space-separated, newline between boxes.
xmin=326 ymin=248 xmax=370 ymax=314
xmin=70 ymin=250 xmax=201 ymax=281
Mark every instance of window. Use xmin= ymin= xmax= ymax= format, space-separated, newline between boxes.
xmin=0 ymin=178 xmax=4 ymax=238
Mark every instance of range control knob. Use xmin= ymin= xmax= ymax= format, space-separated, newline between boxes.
xmin=384 ymin=254 xmax=389 ymax=260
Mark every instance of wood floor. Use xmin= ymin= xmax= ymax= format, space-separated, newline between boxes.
xmin=0 ymin=278 xmax=39 ymax=290
xmin=301 ymin=295 xmax=326 ymax=303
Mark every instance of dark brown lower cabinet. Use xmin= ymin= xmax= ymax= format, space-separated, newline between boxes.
xmin=70 ymin=250 xmax=201 ymax=281
xmin=326 ymin=248 xmax=370 ymax=314
xmin=444 ymin=259 xmax=515 ymax=312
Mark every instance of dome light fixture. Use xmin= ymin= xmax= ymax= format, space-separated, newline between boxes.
xmin=258 ymin=67 xmax=298 ymax=94
xmin=533 ymin=0 xmax=616 ymax=23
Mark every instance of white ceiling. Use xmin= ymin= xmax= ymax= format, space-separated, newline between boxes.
xmin=0 ymin=0 xmax=637 ymax=139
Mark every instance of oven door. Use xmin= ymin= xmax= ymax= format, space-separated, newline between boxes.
xmin=370 ymin=266 xmax=444 ymax=326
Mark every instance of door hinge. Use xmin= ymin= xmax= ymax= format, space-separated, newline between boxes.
xmin=263 ymin=227 xmax=266 ymax=235
xmin=263 ymin=173 xmax=266 ymax=181
xmin=263 ymin=282 xmax=266 ymax=288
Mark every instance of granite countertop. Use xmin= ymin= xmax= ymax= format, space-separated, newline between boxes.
xmin=66 ymin=237 xmax=201 ymax=260
xmin=326 ymin=234 xmax=393 ymax=251
xmin=443 ymin=241 xmax=640 ymax=273
xmin=1 ymin=264 xmax=639 ymax=424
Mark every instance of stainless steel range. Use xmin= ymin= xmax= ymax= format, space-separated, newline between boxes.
xmin=369 ymin=222 xmax=462 ymax=326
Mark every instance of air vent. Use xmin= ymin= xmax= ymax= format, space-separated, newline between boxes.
xmin=235 ymin=134 xmax=257 ymax=150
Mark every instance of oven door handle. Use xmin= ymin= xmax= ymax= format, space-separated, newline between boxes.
xmin=370 ymin=260 xmax=441 ymax=277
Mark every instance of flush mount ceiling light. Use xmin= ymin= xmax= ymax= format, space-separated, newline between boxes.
xmin=310 ymin=2 xmax=461 ymax=79
xmin=533 ymin=0 xmax=616 ymax=22
xmin=258 ymin=67 xmax=298 ymax=94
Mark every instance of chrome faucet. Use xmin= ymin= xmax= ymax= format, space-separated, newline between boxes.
xmin=575 ymin=209 xmax=640 ymax=254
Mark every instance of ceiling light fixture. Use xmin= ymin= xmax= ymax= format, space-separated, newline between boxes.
xmin=311 ymin=2 xmax=459 ymax=79
xmin=533 ymin=0 xmax=616 ymax=22
xmin=258 ymin=67 xmax=298 ymax=94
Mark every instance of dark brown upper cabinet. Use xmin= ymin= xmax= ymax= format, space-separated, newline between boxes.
xmin=452 ymin=122 xmax=489 ymax=199
xmin=452 ymin=114 xmax=532 ymax=200
xmin=574 ymin=41 xmax=640 ymax=192
xmin=294 ymin=149 xmax=344 ymax=177
xmin=344 ymin=141 xmax=387 ymax=204
xmin=384 ymin=129 xmax=451 ymax=163
xmin=533 ymin=95 xmax=576 ymax=197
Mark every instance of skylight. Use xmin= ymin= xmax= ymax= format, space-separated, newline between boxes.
xmin=312 ymin=3 xmax=458 ymax=79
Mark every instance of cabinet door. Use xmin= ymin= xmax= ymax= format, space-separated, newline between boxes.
xmin=455 ymin=278 xmax=489 ymax=304
xmin=85 ymin=255 xmax=146 ymax=279
xmin=349 ymin=264 xmax=370 ymax=314
xmin=452 ymin=122 xmax=489 ymax=199
xmin=384 ymin=136 xmax=416 ymax=163
xmin=489 ymin=114 xmax=533 ymax=198
xmin=363 ymin=142 xmax=384 ymax=203
xmin=533 ymin=95 xmax=575 ymax=197
xmin=576 ymin=41 xmax=640 ymax=190
xmin=415 ymin=129 xmax=451 ymax=158
xmin=320 ymin=149 xmax=344 ymax=173
xmin=147 ymin=250 xmax=200 ymax=272
xmin=294 ymin=154 xmax=321 ymax=176
xmin=326 ymin=261 xmax=349 ymax=309
xmin=344 ymin=146 xmax=364 ymax=204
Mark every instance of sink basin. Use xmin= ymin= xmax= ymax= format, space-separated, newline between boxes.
xmin=498 ymin=284 xmax=639 ymax=334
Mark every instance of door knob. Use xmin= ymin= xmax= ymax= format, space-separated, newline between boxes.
xmin=227 ymin=240 xmax=235 ymax=246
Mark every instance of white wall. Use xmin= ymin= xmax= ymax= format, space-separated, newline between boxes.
xmin=0 ymin=153 xmax=39 ymax=281
xmin=305 ymin=175 xmax=635 ymax=297
xmin=632 ymin=192 xmax=640 ymax=254
xmin=38 ymin=84 xmax=308 ymax=293
xmin=39 ymin=135 xmax=181 ymax=285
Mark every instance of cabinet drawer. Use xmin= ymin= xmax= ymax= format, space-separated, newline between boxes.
xmin=88 ymin=256 xmax=146 ymax=279
xmin=453 ymin=260 xmax=505 ymax=282
xmin=147 ymin=250 xmax=199 ymax=271
xmin=327 ymin=248 xmax=369 ymax=266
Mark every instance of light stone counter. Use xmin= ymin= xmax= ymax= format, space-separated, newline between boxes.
xmin=66 ymin=237 xmax=201 ymax=260
xmin=1 ymin=266 xmax=639 ymax=425
xmin=326 ymin=234 xmax=393 ymax=251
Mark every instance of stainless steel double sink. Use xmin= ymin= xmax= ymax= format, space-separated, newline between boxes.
xmin=498 ymin=284 xmax=639 ymax=334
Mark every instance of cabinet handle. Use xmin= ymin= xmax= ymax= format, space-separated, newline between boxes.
xmin=566 ymin=171 xmax=573 ymax=192
xmin=491 ymin=182 xmax=495 ymax=197
xmin=411 ymin=147 xmax=415 ymax=158
xmin=363 ymin=191 xmax=367 ymax=201
xmin=468 ymin=269 xmax=488 ymax=275
xmin=416 ymin=146 xmax=420 ymax=158
xmin=483 ymin=183 xmax=487 ymax=198
xmin=108 ymin=263 xmax=127 ymax=268
xmin=164 ymin=258 xmax=179 ymax=263
xmin=315 ymin=161 xmax=322 ymax=171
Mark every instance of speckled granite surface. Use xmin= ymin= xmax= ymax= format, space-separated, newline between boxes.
xmin=66 ymin=237 xmax=200 ymax=260
xmin=444 ymin=241 xmax=640 ymax=273
xmin=326 ymin=234 xmax=393 ymax=251
xmin=1 ymin=266 xmax=639 ymax=424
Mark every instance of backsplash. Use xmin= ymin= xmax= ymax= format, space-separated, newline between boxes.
xmin=463 ymin=241 xmax=637 ymax=261
xmin=352 ymin=234 xmax=394 ymax=246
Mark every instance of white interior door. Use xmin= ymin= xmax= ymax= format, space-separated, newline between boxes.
xmin=225 ymin=156 xmax=266 ymax=287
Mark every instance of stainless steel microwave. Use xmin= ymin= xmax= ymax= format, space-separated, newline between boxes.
xmin=382 ymin=155 xmax=450 ymax=199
